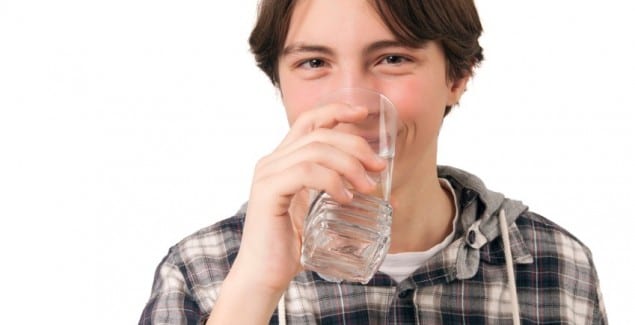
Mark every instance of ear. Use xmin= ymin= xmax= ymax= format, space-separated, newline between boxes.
xmin=446 ymin=74 xmax=470 ymax=107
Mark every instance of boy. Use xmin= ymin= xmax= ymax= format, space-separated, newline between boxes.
xmin=140 ymin=0 xmax=606 ymax=323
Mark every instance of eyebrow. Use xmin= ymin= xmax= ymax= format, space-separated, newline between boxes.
xmin=363 ymin=40 xmax=424 ymax=54
xmin=281 ymin=40 xmax=424 ymax=58
xmin=281 ymin=43 xmax=334 ymax=57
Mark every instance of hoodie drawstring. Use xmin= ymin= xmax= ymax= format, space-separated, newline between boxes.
xmin=277 ymin=293 xmax=286 ymax=325
xmin=499 ymin=209 xmax=521 ymax=325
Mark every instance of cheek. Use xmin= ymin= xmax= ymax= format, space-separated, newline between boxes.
xmin=382 ymin=76 xmax=448 ymax=121
xmin=280 ymin=80 xmax=322 ymax=125
xmin=280 ymin=70 xmax=343 ymax=125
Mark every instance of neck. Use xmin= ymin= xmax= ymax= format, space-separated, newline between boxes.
xmin=387 ymin=160 xmax=455 ymax=253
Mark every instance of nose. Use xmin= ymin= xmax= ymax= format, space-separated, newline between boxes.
xmin=332 ymin=65 xmax=377 ymax=91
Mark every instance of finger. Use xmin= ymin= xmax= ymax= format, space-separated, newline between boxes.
xmin=259 ymin=128 xmax=386 ymax=175
xmin=255 ymin=141 xmax=378 ymax=194
xmin=288 ymin=189 xmax=310 ymax=236
xmin=253 ymin=162 xmax=354 ymax=217
xmin=278 ymin=103 xmax=368 ymax=149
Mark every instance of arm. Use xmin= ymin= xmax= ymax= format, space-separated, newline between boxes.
xmin=206 ymin=103 xmax=385 ymax=324
xmin=205 ymin=264 xmax=284 ymax=324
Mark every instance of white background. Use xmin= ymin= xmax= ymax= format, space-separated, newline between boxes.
xmin=0 ymin=0 xmax=633 ymax=323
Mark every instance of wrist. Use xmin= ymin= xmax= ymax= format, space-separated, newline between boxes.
xmin=225 ymin=262 xmax=287 ymax=298
xmin=207 ymin=263 xmax=285 ymax=324
xmin=227 ymin=254 xmax=291 ymax=295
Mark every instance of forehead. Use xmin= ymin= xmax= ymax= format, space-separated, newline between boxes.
xmin=284 ymin=0 xmax=396 ymax=47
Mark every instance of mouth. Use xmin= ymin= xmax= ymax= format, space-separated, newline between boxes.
xmin=336 ymin=125 xmax=403 ymax=151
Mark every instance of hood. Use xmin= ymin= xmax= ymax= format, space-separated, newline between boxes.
xmin=438 ymin=165 xmax=534 ymax=279
xmin=440 ymin=165 xmax=528 ymax=324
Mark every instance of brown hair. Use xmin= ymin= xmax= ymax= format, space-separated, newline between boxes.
xmin=249 ymin=0 xmax=484 ymax=114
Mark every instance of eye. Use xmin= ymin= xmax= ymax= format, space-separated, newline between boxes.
xmin=380 ymin=55 xmax=410 ymax=65
xmin=299 ymin=58 xmax=326 ymax=69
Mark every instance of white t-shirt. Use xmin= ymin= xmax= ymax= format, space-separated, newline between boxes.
xmin=378 ymin=178 xmax=459 ymax=283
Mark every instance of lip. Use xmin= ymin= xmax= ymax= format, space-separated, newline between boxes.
xmin=334 ymin=123 xmax=402 ymax=147
xmin=358 ymin=126 xmax=403 ymax=142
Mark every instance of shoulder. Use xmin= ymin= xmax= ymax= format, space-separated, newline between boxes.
xmin=512 ymin=211 xmax=607 ymax=323
xmin=167 ymin=213 xmax=246 ymax=282
xmin=141 ymin=213 xmax=247 ymax=321
xmin=514 ymin=210 xmax=595 ymax=266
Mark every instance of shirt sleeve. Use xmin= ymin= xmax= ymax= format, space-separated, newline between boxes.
xmin=591 ymin=259 xmax=609 ymax=324
xmin=139 ymin=248 xmax=206 ymax=325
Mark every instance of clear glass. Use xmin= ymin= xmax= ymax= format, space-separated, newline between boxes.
xmin=301 ymin=88 xmax=398 ymax=284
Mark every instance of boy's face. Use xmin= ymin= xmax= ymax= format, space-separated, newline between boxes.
xmin=277 ymin=0 xmax=468 ymax=186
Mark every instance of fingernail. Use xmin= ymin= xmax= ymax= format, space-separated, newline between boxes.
xmin=343 ymin=187 xmax=354 ymax=199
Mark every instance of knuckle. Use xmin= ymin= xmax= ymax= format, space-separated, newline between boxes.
xmin=255 ymin=156 xmax=268 ymax=169
xmin=295 ymin=110 xmax=314 ymax=127
xmin=323 ymin=172 xmax=343 ymax=190
xmin=257 ymin=152 xmax=277 ymax=166
xmin=311 ymin=128 xmax=329 ymax=138
xmin=308 ymin=128 xmax=334 ymax=145
xmin=351 ymin=136 xmax=371 ymax=152
xmin=342 ymin=157 xmax=364 ymax=177
xmin=296 ymin=161 xmax=314 ymax=175
xmin=305 ymin=141 xmax=324 ymax=152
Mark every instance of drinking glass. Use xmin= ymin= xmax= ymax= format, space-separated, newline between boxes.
xmin=301 ymin=88 xmax=398 ymax=284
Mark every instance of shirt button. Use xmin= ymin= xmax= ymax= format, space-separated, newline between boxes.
xmin=398 ymin=290 xmax=412 ymax=299
xmin=467 ymin=229 xmax=476 ymax=246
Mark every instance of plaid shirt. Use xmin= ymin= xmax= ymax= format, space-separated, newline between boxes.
xmin=140 ymin=168 xmax=607 ymax=324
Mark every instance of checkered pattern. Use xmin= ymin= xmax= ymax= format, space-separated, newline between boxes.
xmin=139 ymin=171 xmax=607 ymax=324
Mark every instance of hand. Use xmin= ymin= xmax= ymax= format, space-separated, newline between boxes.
xmin=207 ymin=103 xmax=387 ymax=324
xmin=232 ymin=103 xmax=387 ymax=292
